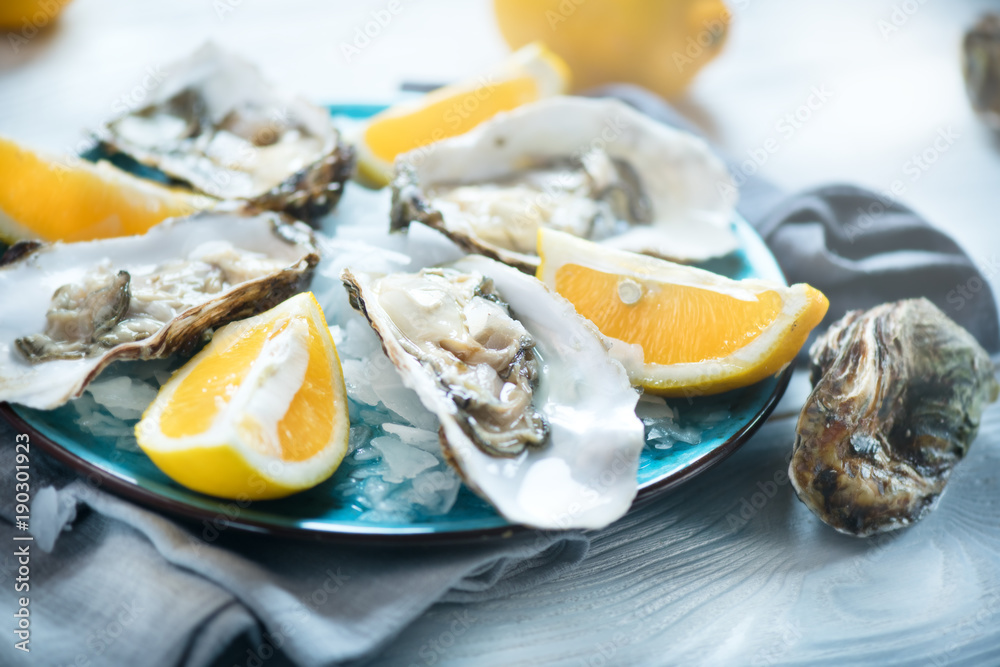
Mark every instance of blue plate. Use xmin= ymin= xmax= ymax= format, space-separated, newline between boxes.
xmin=3 ymin=104 xmax=790 ymax=542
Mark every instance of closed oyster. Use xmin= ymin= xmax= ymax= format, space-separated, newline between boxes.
xmin=0 ymin=211 xmax=319 ymax=409
xmin=342 ymin=255 xmax=644 ymax=529
xmin=790 ymin=298 xmax=998 ymax=537
xmin=98 ymin=44 xmax=354 ymax=224
xmin=963 ymin=13 xmax=1000 ymax=126
xmin=391 ymin=96 xmax=737 ymax=273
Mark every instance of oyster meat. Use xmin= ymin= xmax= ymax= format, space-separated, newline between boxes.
xmin=342 ymin=255 xmax=645 ymax=529
xmin=790 ymin=298 xmax=999 ymax=537
xmin=0 ymin=211 xmax=319 ymax=409
xmin=391 ymin=96 xmax=738 ymax=273
xmin=345 ymin=267 xmax=548 ymax=457
xmin=99 ymin=44 xmax=354 ymax=224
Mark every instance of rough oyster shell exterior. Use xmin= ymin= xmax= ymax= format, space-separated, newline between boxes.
xmin=98 ymin=44 xmax=354 ymax=225
xmin=790 ymin=298 xmax=998 ymax=536
xmin=963 ymin=13 xmax=1000 ymax=126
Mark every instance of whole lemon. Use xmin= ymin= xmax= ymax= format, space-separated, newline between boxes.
xmin=494 ymin=0 xmax=730 ymax=99
xmin=0 ymin=0 xmax=73 ymax=32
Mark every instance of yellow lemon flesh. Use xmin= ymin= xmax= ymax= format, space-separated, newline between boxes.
xmin=494 ymin=0 xmax=729 ymax=99
xmin=536 ymin=228 xmax=829 ymax=396
xmin=0 ymin=136 xmax=212 ymax=243
xmin=135 ymin=292 xmax=350 ymax=500
xmin=356 ymin=42 xmax=570 ymax=187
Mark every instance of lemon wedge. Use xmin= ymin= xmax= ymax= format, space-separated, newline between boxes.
xmin=355 ymin=41 xmax=570 ymax=187
xmin=135 ymin=292 xmax=350 ymax=500
xmin=536 ymin=228 xmax=829 ymax=396
xmin=0 ymin=136 xmax=213 ymax=244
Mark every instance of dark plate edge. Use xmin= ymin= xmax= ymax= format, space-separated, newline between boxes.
xmin=632 ymin=366 xmax=792 ymax=501
xmin=0 ymin=365 xmax=791 ymax=546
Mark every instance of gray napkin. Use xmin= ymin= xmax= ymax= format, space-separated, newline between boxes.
xmin=3 ymin=85 xmax=999 ymax=667
xmin=0 ymin=433 xmax=588 ymax=667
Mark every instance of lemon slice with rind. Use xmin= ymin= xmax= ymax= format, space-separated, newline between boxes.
xmin=135 ymin=292 xmax=349 ymax=500
xmin=0 ymin=136 xmax=213 ymax=243
xmin=536 ymin=228 xmax=829 ymax=396
xmin=355 ymin=41 xmax=570 ymax=187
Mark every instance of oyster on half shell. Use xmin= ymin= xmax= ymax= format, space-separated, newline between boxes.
xmin=391 ymin=96 xmax=738 ymax=273
xmin=0 ymin=211 xmax=319 ymax=410
xmin=791 ymin=298 xmax=999 ymax=537
xmin=342 ymin=255 xmax=645 ymax=529
xmin=98 ymin=44 xmax=354 ymax=224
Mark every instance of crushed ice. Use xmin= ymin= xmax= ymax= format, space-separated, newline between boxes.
xmin=635 ymin=393 xmax=702 ymax=450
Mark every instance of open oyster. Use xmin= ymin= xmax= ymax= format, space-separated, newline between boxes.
xmin=391 ymin=96 xmax=738 ymax=273
xmin=790 ymin=298 xmax=999 ymax=537
xmin=342 ymin=255 xmax=645 ymax=529
xmin=0 ymin=211 xmax=319 ymax=409
xmin=98 ymin=44 xmax=354 ymax=224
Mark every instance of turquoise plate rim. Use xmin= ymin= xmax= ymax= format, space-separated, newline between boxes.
xmin=2 ymin=102 xmax=791 ymax=544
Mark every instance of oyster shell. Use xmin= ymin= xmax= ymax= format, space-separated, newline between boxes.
xmin=390 ymin=96 xmax=738 ymax=273
xmin=0 ymin=211 xmax=319 ymax=409
xmin=963 ymin=13 xmax=1000 ymax=126
xmin=790 ymin=298 xmax=999 ymax=537
xmin=98 ymin=44 xmax=354 ymax=224
xmin=342 ymin=255 xmax=645 ymax=529
xmin=344 ymin=267 xmax=548 ymax=458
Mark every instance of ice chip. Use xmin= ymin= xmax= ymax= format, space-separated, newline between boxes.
xmin=372 ymin=435 xmax=439 ymax=484
xmin=635 ymin=394 xmax=677 ymax=422
xmin=645 ymin=425 xmax=675 ymax=443
xmin=341 ymin=359 xmax=381 ymax=406
xmin=363 ymin=476 xmax=392 ymax=503
xmin=372 ymin=377 xmax=438 ymax=431
xmin=74 ymin=407 xmax=134 ymax=438
xmin=407 ymin=469 xmax=462 ymax=515
xmin=350 ymin=445 xmax=380 ymax=463
xmin=86 ymin=376 xmax=158 ymax=421
xmin=381 ymin=423 xmax=439 ymax=451
xmin=661 ymin=420 xmax=702 ymax=445
xmin=329 ymin=324 xmax=345 ymax=346
xmin=338 ymin=318 xmax=383 ymax=360
xmin=348 ymin=424 xmax=372 ymax=453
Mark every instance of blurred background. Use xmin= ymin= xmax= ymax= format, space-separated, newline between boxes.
xmin=1 ymin=0 xmax=998 ymax=294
